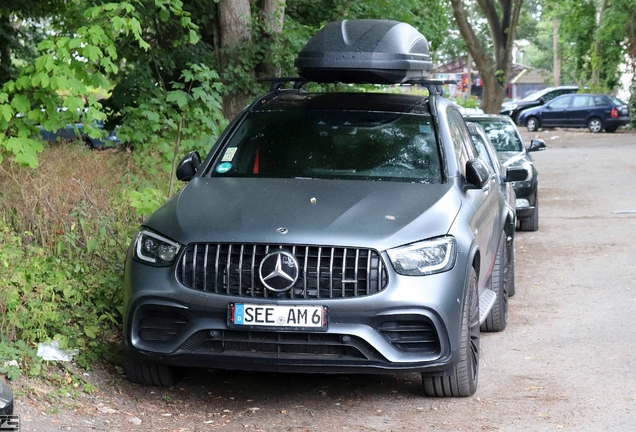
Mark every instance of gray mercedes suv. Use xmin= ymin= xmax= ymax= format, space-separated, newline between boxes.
xmin=123 ymin=19 xmax=519 ymax=397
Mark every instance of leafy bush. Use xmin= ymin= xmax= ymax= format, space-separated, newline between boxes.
xmin=0 ymin=143 xmax=139 ymax=380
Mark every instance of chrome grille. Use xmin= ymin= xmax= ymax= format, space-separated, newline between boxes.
xmin=177 ymin=244 xmax=388 ymax=299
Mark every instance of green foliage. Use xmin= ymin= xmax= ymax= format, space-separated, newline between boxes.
xmin=0 ymin=142 xmax=139 ymax=392
xmin=0 ymin=2 xmax=150 ymax=167
xmin=454 ymin=96 xmax=481 ymax=109
xmin=525 ymin=0 xmax=635 ymax=92
xmin=0 ymin=214 xmax=127 ymax=378
xmin=117 ymin=63 xmax=227 ymax=189
xmin=129 ymin=188 xmax=167 ymax=218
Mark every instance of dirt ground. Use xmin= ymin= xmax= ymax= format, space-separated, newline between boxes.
xmin=12 ymin=128 xmax=636 ymax=431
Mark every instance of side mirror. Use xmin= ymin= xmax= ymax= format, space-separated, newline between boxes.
xmin=539 ymin=97 xmax=547 ymax=104
xmin=465 ymin=158 xmax=490 ymax=190
xmin=505 ymin=166 xmax=529 ymax=182
xmin=527 ymin=139 xmax=547 ymax=153
xmin=176 ymin=151 xmax=202 ymax=181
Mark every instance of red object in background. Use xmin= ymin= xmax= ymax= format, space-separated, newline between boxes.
xmin=253 ymin=148 xmax=260 ymax=174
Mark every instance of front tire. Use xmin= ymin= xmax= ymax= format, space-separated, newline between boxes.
xmin=481 ymin=232 xmax=508 ymax=332
xmin=526 ymin=116 xmax=540 ymax=132
xmin=124 ymin=360 xmax=183 ymax=387
xmin=588 ymin=117 xmax=603 ymax=133
xmin=422 ymin=267 xmax=479 ymax=397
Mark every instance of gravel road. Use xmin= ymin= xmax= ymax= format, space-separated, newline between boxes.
xmin=14 ymin=128 xmax=636 ymax=432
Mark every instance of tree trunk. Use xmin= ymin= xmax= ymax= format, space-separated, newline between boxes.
xmin=218 ymin=0 xmax=253 ymax=119
xmin=450 ymin=0 xmax=523 ymax=113
xmin=591 ymin=0 xmax=608 ymax=86
xmin=256 ymin=0 xmax=287 ymax=78
xmin=552 ymin=18 xmax=561 ymax=86
xmin=0 ymin=11 xmax=12 ymax=86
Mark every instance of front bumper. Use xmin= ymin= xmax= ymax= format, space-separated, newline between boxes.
xmin=510 ymin=179 xmax=537 ymax=219
xmin=123 ymin=252 xmax=472 ymax=375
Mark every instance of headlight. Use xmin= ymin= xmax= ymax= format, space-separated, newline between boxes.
xmin=134 ymin=229 xmax=181 ymax=266
xmin=504 ymin=104 xmax=518 ymax=111
xmin=387 ymin=236 xmax=457 ymax=276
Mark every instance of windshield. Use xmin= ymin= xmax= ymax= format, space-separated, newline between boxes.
xmin=208 ymin=110 xmax=442 ymax=183
xmin=469 ymin=119 xmax=524 ymax=152
xmin=520 ymin=87 xmax=553 ymax=102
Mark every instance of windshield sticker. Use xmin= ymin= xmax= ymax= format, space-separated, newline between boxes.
xmin=216 ymin=162 xmax=232 ymax=173
xmin=221 ymin=147 xmax=238 ymax=162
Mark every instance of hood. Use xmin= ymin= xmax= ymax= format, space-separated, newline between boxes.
xmin=497 ymin=151 xmax=530 ymax=168
xmin=145 ymin=177 xmax=461 ymax=251
xmin=502 ymin=100 xmax=537 ymax=109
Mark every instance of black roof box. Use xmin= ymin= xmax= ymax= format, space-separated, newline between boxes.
xmin=295 ymin=19 xmax=432 ymax=84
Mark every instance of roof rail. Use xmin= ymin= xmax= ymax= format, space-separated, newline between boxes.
xmin=402 ymin=79 xmax=458 ymax=96
xmin=261 ymin=77 xmax=457 ymax=96
xmin=262 ymin=77 xmax=307 ymax=92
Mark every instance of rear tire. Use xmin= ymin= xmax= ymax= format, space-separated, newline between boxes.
xmin=588 ymin=117 xmax=602 ymax=133
xmin=526 ymin=116 xmax=539 ymax=132
xmin=124 ymin=360 xmax=183 ymax=387
xmin=422 ymin=267 xmax=479 ymax=397
xmin=519 ymin=194 xmax=539 ymax=232
xmin=605 ymin=126 xmax=617 ymax=133
xmin=481 ymin=232 xmax=508 ymax=332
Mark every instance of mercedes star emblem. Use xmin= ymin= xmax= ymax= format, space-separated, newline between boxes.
xmin=259 ymin=250 xmax=299 ymax=292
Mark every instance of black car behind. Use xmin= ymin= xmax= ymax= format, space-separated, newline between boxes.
xmin=464 ymin=114 xmax=546 ymax=231
xmin=500 ymin=85 xmax=579 ymax=124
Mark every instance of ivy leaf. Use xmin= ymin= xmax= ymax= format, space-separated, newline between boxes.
xmin=166 ymin=90 xmax=189 ymax=109
xmin=10 ymin=95 xmax=30 ymax=113
xmin=84 ymin=325 xmax=100 ymax=339
xmin=82 ymin=45 xmax=103 ymax=63
xmin=0 ymin=104 xmax=13 ymax=122
xmin=189 ymin=29 xmax=200 ymax=45
xmin=5 ymin=137 xmax=43 ymax=168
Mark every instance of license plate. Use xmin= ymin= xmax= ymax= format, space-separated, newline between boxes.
xmin=229 ymin=303 xmax=327 ymax=330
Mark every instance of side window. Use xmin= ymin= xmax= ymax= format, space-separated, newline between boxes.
xmin=572 ymin=95 xmax=590 ymax=108
xmin=594 ymin=96 xmax=607 ymax=106
xmin=447 ymin=109 xmax=476 ymax=176
xmin=544 ymin=91 xmax=558 ymax=101
xmin=549 ymin=96 xmax=571 ymax=109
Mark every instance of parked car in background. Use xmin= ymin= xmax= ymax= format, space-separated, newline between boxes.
xmin=39 ymin=121 xmax=120 ymax=149
xmin=466 ymin=121 xmax=528 ymax=297
xmin=518 ymin=93 xmax=630 ymax=133
xmin=464 ymin=114 xmax=546 ymax=231
xmin=500 ymin=85 xmax=579 ymax=124
xmin=38 ymin=108 xmax=121 ymax=149
xmin=123 ymin=19 xmax=517 ymax=398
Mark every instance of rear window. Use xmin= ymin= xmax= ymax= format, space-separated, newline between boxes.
xmin=208 ymin=110 xmax=442 ymax=183
xmin=611 ymin=97 xmax=625 ymax=106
